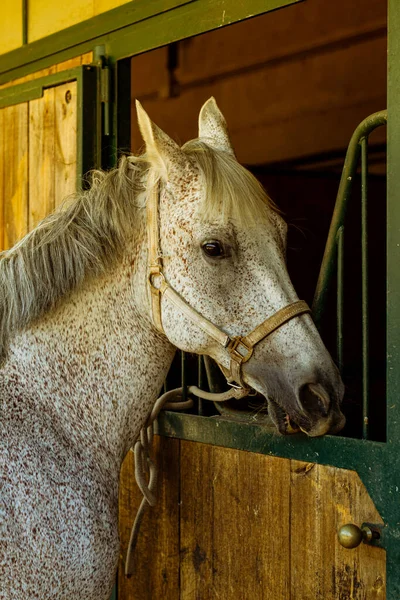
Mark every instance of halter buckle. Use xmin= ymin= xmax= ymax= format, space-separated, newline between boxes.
xmin=228 ymin=337 xmax=253 ymax=364
xmin=149 ymin=264 xmax=166 ymax=291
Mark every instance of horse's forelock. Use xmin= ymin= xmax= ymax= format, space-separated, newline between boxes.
xmin=181 ymin=140 xmax=279 ymax=227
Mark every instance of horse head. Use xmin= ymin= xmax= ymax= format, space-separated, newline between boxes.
xmin=136 ymin=98 xmax=345 ymax=437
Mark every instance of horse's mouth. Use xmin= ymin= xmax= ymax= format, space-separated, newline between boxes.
xmin=267 ymin=397 xmax=301 ymax=435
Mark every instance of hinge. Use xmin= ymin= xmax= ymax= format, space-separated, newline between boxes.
xmin=100 ymin=66 xmax=111 ymax=136
xmin=93 ymin=45 xmax=111 ymax=137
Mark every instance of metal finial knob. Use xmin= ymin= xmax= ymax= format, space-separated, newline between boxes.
xmin=338 ymin=523 xmax=374 ymax=548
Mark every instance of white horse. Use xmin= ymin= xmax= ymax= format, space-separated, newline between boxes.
xmin=0 ymin=98 xmax=344 ymax=599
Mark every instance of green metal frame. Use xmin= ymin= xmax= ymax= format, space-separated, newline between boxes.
xmin=0 ymin=65 xmax=101 ymax=186
xmin=0 ymin=0 xmax=302 ymax=85
xmin=312 ymin=110 xmax=387 ymax=441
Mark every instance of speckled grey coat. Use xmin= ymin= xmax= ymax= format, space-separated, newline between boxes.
xmin=0 ymin=98 xmax=344 ymax=599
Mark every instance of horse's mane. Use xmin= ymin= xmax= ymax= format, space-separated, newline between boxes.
xmin=0 ymin=140 xmax=276 ymax=357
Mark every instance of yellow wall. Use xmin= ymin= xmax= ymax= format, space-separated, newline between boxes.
xmin=0 ymin=0 xmax=133 ymax=53
xmin=0 ymin=5 xmax=23 ymax=55
xmin=29 ymin=0 xmax=133 ymax=42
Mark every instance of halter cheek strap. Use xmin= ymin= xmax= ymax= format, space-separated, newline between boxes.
xmin=147 ymin=185 xmax=311 ymax=390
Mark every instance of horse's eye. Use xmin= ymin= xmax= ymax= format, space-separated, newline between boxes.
xmin=201 ymin=240 xmax=225 ymax=258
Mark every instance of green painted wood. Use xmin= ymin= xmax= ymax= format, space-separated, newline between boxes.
xmin=22 ymin=0 xmax=27 ymax=46
xmin=157 ymin=412 xmax=386 ymax=471
xmin=0 ymin=67 xmax=84 ymax=108
xmin=386 ymin=0 xmax=400 ymax=596
xmin=0 ymin=0 xmax=194 ymax=78
xmin=0 ymin=0 xmax=303 ymax=85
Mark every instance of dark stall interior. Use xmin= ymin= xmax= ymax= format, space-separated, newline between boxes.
xmin=130 ymin=0 xmax=387 ymax=440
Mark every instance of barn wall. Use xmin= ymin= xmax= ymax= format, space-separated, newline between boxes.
xmin=130 ymin=0 xmax=386 ymax=165
xmin=28 ymin=0 xmax=132 ymax=43
xmin=0 ymin=6 xmax=23 ymax=55
xmin=0 ymin=0 xmax=132 ymax=53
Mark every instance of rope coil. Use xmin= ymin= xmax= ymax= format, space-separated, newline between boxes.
xmin=124 ymin=384 xmax=250 ymax=577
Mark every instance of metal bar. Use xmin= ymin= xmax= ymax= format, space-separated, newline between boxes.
xmin=77 ymin=65 xmax=101 ymax=188
xmin=336 ymin=226 xmax=344 ymax=372
xmin=312 ymin=110 xmax=387 ymax=326
xmin=197 ymin=356 xmax=204 ymax=416
xmin=181 ymin=351 xmax=187 ymax=402
xmin=361 ymin=137 xmax=369 ymax=440
xmin=22 ymin=0 xmax=28 ymax=45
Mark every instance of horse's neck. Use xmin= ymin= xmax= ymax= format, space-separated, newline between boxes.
xmin=3 ymin=245 xmax=175 ymax=476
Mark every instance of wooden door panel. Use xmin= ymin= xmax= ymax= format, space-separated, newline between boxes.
xmin=180 ymin=443 xmax=291 ymax=600
xmin=54 ymin=82 xmax=78 ymax=207
xmin=2 ymin=102 xmax=28 ymax=250
xmin=291 ymin=461 xmax=385 ymax=599
xmin=119 ymin=438 xmax=386 ymax=599
xmin=0 ymin=58 xmax=90 ymax=253
xmin=29 ymin=81 xmax=77 ymax=230
xmin=118 ymin=437 xmax=180 ymax=600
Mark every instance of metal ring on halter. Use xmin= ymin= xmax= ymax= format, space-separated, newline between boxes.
xmin=148 ymin=264 xmax=166 ymax=290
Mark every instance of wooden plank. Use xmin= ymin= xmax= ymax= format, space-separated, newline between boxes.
xmin=118 ymin=436 xmax=180 ymax=600
xmin=3 ymin=103 xmax=28 ymax=249
xmin=81 ymin=52 xmax=93 ymax=65
xmin=0 ymin=66 xmax=55 ymax=91
xmin=334 ymin=469 xmax=386 ymax=599
xmin=56 ymin=57 xmax=82 ymax=72
xmin=28 ymin=88 xmax=56 ymax=230
xmin=0 ymin=51 xmax=93 ymax=91
xmin=290 ymin=461 xmax=386 ymax=599
xmin=290 ymin=461 xmax=337 ymax=599
xmin=0 ymin=52 xmax=93 ymax=90
xmin=180 ymin=442 xmax=214 ymax=599
xmin=180 ymin=442 xmax=291 ymax=599
xmin=54 ymin=81 xmax=78 ymax=206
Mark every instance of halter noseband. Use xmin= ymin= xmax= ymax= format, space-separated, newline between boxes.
xmin=147 ymin=184 xmax=311 ymax=391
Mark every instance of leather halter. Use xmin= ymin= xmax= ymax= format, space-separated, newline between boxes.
xmin=147 ymin=184 xmax=311 ymax=391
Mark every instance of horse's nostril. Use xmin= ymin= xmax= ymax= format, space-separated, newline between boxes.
xmin=299 ymin=383 xmax=331 ymax=417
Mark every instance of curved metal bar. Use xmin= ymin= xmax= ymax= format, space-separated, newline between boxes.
xmin=312 ymin=110 xmax=387 ymax=326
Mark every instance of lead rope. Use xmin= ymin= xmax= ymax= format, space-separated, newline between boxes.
xmin=124 ymin=384 xmax=249 ymax=577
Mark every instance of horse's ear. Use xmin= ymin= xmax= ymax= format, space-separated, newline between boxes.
xmin=198 ymin=97 xmax=235 ymax=156
xmin=136 ymin=100 xmax=184 ymax=178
